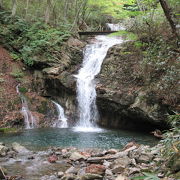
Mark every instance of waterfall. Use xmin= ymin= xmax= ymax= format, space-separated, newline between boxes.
xmin=16 ymin=85 xmax=36 ymax=129
xmin=74 ymin=35 xmax=123 ymax=132
xmin=106 ymin=23 xmax=125 ymax=31
xmin=52 ymin=101 xmax=68 ymax=128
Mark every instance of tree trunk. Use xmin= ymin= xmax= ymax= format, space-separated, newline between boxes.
xmin=11 ymin=0 xmax=17 ymax=17
xmin=0 ymin=0 xmax=3 ymax=8
xmin=45 ymin=0 xmax=51 ymax=24
xmin=25 ymin=0 xmax=29 ymax=20
xmin=159 ymin=0 xmax=179 ymax=39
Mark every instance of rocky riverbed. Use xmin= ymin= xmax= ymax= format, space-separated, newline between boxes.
xmin=0 ymin=142 xmax=177 ymax=180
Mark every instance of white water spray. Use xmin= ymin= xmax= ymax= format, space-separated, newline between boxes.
xmin=52 ymin=101 xmax=68 ymax=128
xmin=74 ymin=35 xmax=124 ymax=132
xmin=106 ymin=23 xmax=125 ymax=31
xmin=16 ymin=85 xmax=36 ymax=129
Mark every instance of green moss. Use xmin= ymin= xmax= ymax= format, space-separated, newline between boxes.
xmin=0 ymin=128 xmax=19 ymax=133
xmin=19 ymin=87 xmax=28 ymax=93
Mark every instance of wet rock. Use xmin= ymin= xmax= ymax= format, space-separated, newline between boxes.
xmin=12 ymin=142 xmax=29 ymax=154
xmin=70 ymin=152 xmax=86 ymax=161
xmin=85 ymin=164 xmax=106 ymax=175
xmin=80 ymin=173 xmax=103 ymax=180
xmin=0 ymin=145 xmax=9 ymax=157
xmin=57 ymin=172 xmax=64 ymax=178
xmin=123 ymin=142 xmax=140 ymax=151
xmin=48 ymin=155 xmax=58 ymax=163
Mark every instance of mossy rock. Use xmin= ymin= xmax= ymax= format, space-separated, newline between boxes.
xmin=0 ymin=128 xmax=19 ymax=133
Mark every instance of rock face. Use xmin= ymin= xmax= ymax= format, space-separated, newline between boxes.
xmin=31 ymin=38 xmax=178 ymax=130
xmin=96 ymin=41 xmax=179 ymax=130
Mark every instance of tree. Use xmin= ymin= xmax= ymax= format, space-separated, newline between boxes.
xmin=11 ymin=0 xmax=17 ymax=17
xmin=159 ymin=0 xmax=179 ymax=40
xmin=25 ymin=0 xmax=29 ymax=20
xmin=0 ymin=0 xmax=3 ymax=8
xmin=45 ymin=0 xmax=51 ymax=24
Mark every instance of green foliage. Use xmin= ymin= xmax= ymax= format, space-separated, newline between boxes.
xmin=0 ymin=128 xmax=18 ymax=133
xmin=109 ymin=30 xmax=138 ymax=40
xmin=10 ymin=69 xmax=24 ymax=78
xmin=0 ymin=11 xmax=71 ymax=66
xmin=19 ymin=87 xmax=28 ymax=93
xmin=160 ymin=114 xmax=180 ymax=165
xmin=88 ymin=0 xmax=139 ymax=19
xmin=132 ymin=172 xmax=160 ymax=180
xmin=10 ymin=53 xmax=21 ymax=61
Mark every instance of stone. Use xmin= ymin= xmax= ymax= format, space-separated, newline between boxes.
xmin=115 ymin=175 xmax=128 ymax=180
xmin=80 ymin=173 xmax=103 ymax=180
xmin=60 ymin=174 xmax=77 ymax=180
xmin=12 ymin=142 xmax=29 ymax=154
xmin=128 ymin=167 xmax=140 ymax=175
xmin=105 ymin=169 xmax=113 ymax=176
xmin=103 ymin=160 xmax=111 ymax=168
xmin=0 ymin=145 xmax=9 ymax=157
xmin=57 ymin=172 xmax=64 ymax=178
xmin=87 ymin=155 xmax=117 ymax=163
xmin=105 ymin=149 xmax=118 ymax=155
xmin=43 ymin=67 xmax=61 ymax=75
xmin=137 ymin=153 xmax=153 ymax=163
xmin=65 ymin=166 xmax=78 ymax=174
xmin=0 ymin=142 xmax=5 ymax=146
xmin=85 ymin=164 xmax=106 ymax=175
xmin=27 ymin=156 xmax=35 ymax=160
xmin=77 ymin=168 xmax=86 ymax=176
xmin=124 ymin=145 xmax=137 ymax=152
xmin=123 ymin=141 xmax=139 ymax=151
xmin=112 ymin=165 xmax=125 ymax=174
xmin=48 ymin=155 xmax=58 ymax=163
xmin=111 ymin=156 xmax=131 ymax=168
xmin=70 ymin=152 xmax=86 ymax=161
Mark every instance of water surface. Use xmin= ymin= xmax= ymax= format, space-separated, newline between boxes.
xmin=0 ymin=128 xmax=158 ymax=150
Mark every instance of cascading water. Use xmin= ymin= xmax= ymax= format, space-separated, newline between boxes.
xmin=74 ymin=34 xmax=124 ymax=132
xmin=16 ymin=85 xmax=36 ymax=129
xmin=52 ymin=101 xmax=68 ymax=128
xmin=106 ymin=23 xmax=125 ymax=31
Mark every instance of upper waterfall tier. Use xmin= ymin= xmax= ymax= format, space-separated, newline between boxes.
xmin=74 ymin=35 xmax=124 ymax=132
